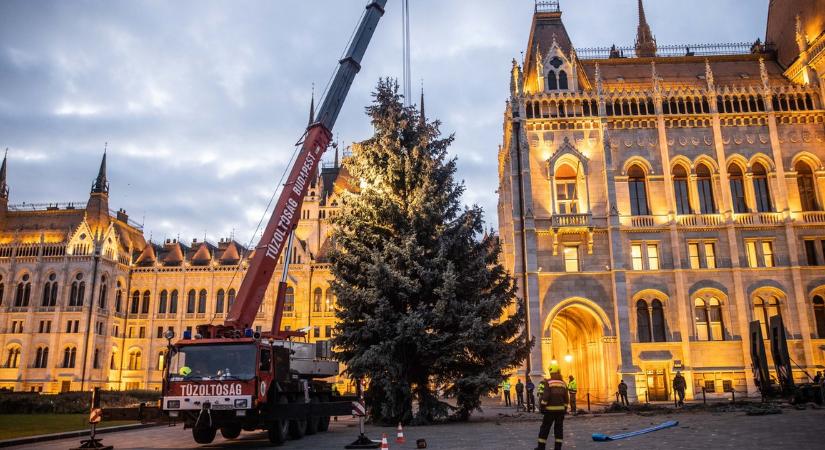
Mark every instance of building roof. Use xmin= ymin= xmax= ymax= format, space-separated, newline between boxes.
xmin=766 ymin=0 xmax=825 ymax=68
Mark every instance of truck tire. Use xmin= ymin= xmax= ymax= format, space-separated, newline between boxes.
xmin=192 ymin=426 xmax=217 ymax=444
xmin=220 ymin=425 xmax=242 ymax=439
xmin=268 ymin=397 xmax=290 ymax=445
xmin=288 ymin=396 xmax=308 ymax=440
xmin=305 ymin=396 xmax=320 ymax=435
xmin=318 ymin=394 xmax=331 ymax=432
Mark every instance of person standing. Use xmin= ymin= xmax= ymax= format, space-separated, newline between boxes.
xmin=516 ymin=379 xmax=525 ymax=410
xmin=567 ymin=375 xmax=578 ymax=414
xmin=535 ymin=363 xmax=569 ymax=450
xmin=672 ymin=371 xmax=686 ymax=407
xmin=502 ymin=379 xmax=512 ymax=406
xmin=618 ymin=379 xmax=629 ymax=406
xmin=526 ymin=378 xmax=536 ymax=412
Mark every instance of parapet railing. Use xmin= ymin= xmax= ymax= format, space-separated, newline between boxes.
xmin=576 ymin=42 xmax=773 ymax=60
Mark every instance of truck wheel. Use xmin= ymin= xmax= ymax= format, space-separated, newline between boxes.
xmin=288 ymin=397 xmax=308 ymax=440
xmin=318 ymin=395 xmax=331 ymax=432
xmin=268 ymin=397 xmax=290 ymax=445
xmin=305 ymin=396 xmax=320 ymax=435
xmin=192 ymin=426 xmax=217 ymax=444
xmin=220 ymin=425 xmax=242 ymax=439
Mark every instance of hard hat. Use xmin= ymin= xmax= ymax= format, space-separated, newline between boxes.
xmin=548 ymin=362 xmax=560 ymax=374
xmin=179 ymin=366 xmax=192 ymax=376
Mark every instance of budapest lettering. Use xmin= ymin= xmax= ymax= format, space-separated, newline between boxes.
xmin=179 ymin=383 xmax=244 ymax=397
xmin=265 ymin=146 xmax=321 ymax=260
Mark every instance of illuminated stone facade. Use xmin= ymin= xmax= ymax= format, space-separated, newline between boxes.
xmin=498 ymin=1 xmax=825 ymax=402
xmin=0 ymin=151 xmax=347 ymax=393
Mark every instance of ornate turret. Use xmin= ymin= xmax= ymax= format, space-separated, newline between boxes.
xmin=86 ymin=149 xmax=111 ymax=234
xmin=634 ymin=0 xmax=657 ymax=58
xmin=91 ymin=149 xmax=108 ymax=194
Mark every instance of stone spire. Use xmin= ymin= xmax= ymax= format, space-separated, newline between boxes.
xmin=91 ymin=147 xmax=108 ymax=194
xmin=0 ymin=149 xmax=8 ymax=201
xmin=419 ymin=82 xmax=426 ymax=127
xmin=634 ymin=0 xmax=657 ymax=58
xmin=308 ymin=85 xmax=315 ymax=127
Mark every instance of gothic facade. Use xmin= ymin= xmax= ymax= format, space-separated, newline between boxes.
xmin=0 ymin=151 xmax=348 ymax=393
xmin=498 ymin=0 xmax=825 ymax=402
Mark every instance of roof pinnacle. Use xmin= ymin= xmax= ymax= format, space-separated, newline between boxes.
xmin=0 ymin=148 xmax=8 ymax=200
xmin=91 ymin=145 xmax=108 ymax=194
xmin=308 ymin=84 xmax=315 ymax=127
xmin=635 ymin=0 xmax=657 ymax=58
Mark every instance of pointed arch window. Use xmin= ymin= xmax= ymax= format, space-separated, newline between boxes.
xmin=130 ymin=290 xmax=140 ymax=314
xmin=753 ymin=294 xmax=781 ymax=338
xmin=636 ymin=300 xmax=652 ymax=342
xmin=628 ymin=165 xmax=650 ymax=216
xmin=34 ymin=346 xmax=49 ymax=368
xmin=186 ymin=289 xmax=196 ymax=314
xmin=4 ymin=346 xmax=20 ymax=368
xmin=98 ymin=276 xmax=108 ymax=309
xmin=158 ymin=290 xmax=168 ymax=314
xmin=695 ymin=296 xmax=724 ymax=341
xmin=141 ymin=291 xmax=150 ymax=314
xmin=0 ymin=276 xmax=4 ymax=307
xmin=69 ymin=274 xmax=85 ymax=307
xmin=284 ymin=287 xmax=295 ymax=314
xmin=555 ymin=163 xmax=580 ymax=214
xmin=326 ymin=289 xmax=336 ymax=313
xmin=558 ymin=70 xmax=568 ymax=90
xmin=42 ymin=273 xmax=58 ymax=307
xmin=728 ymin=163 xmax=748 ymax=213
xmin=169 ymin=290 xmax=178 ymax=314
xmin=115 ymin=282 xmax=122 ymax=313
xmin=197 ymin=289 xmax=207 ymax=314
xmin=673 ymin=165 xmax=692 ymax=215
xmin=813 ymin=295 xmax=825 ymax=339
xmin=127 ymin=349 xmax=142 ymax=370
xmin=313 ymin=287 xmax=323 ymax=313
xmin=795 ymin=161 xmax=820 ymax=211
xmin=752 ymin=163 xmax=773 ymax=212
xmin=15 ymin=274 xmax=31 ymax=307
xmin=696 ymin=164 xmax=717 ymax=214
xmin=547 ymin=72 xmax=558 ymax=90
xmin=215 ymin=289 xmax=225 ymax=313
xmin=651 ymin=299 xmax=666 ymax=342
xmin=227 ymin=289 xmax=236 ymax=313
xmin=63 ymin=347 xmax=77 ymax=368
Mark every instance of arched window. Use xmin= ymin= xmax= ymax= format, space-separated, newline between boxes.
xmin=34 ymin=346 xmax=49 ymax=368
xmin=157 ymin=350 xmax=167 ymax=371
xmin=547 ymin=72 xmax=558 ymax=90
xmin=728 ymin=163 xmax=748 ymax=213
xmin=673 ymin=165 xmax=692 ymax=215
xmin=141 ymin=291 xmax=150 ymax=314
xmin=284 ymin=286 xmax=295 ymax=313
xmin=313 ymin=287 xmax=323 ymax=312
xmin=169 ymin=290 xmax=178 ymax=314
xmin=186 ymin=289 xmax=196 ymax=314
xmin=130 ymin=290 xmax=140 ymax=314
xmin=4 ymin=346 xmax=21 ymax=368
xmin=795 ymin=161 xmax=820 ymax=211
xmin=69 ymin=273 xmax=85 ymax=307
xmin=14 ymin=274 xmax=31 ymax=307
xmin=197 ymin=289 xmax=207 ymax=314
xmin=558 ymin=70 xmax=568 ymax=90
xmin=326 ymin=289 xmax=336 ymax=312
xmin=110 ymin=352 xmax=117 ymax=370
xmin=555 ymin=163 xmax=580 ymax=214
xmin=753 ymin=294 xmax=781 ymax=338
xmin=695 ymin=297 xmax=724 ymax=341
xmin=42 ymin=273 xmax=58 ymax=307
xmin=98 ymin=276 xmax=108 ymax=309
xmin=628 ymin=165 xmax=650 ymax=216
xmin=227 ymin=289 xmax=236 ymax=312
xmin=813 ymin=295 xmax=825 ymax=339
xmin=752 ymin=162 xmax=773 ymax=213
xmin=63 ymin=347 xmax=77 ymax=368
xmin=0 ymin=275 xmax=4 ymax=307
xmin=651 ymin=299 xmax=666 ymax=342
xmin=215 ymin=289 xmax=225 ymax=313
xmin=127 ymin=349 xmax=142 ymax=370
xmin=158 ymin=290 xmax=168 ymax=314
xmin=115 ymin=282 xmax=122 ymax=312
xmin=696 ymin=164 xmax=717 ymax=214
xmin=636 ymin=300 xmax=652 ymax=342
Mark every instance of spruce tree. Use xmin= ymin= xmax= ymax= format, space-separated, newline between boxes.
xmin=330 ymin=79 xmax=530 ymax=424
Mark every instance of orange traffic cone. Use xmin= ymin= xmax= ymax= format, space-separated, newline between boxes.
xmin=380 ymin=433 xmax=390 ymax=449
xmin=396 ymin=422 xmax=406 ymax=444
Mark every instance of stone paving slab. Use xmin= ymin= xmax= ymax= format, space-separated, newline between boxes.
xmin=5 ymin=407 xmax=823 ymax=449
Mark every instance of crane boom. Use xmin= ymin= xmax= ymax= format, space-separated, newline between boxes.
xmin=223 ymin=0 xmax=387 ymax=331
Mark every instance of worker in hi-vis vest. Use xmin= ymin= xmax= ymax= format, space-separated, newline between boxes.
xmin=535 ymin=362 xmax=569 ymax=450
xmin=567 ymin=375 xmax=578 ymax=413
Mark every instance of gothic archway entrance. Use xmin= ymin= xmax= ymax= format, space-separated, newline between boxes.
xmin=542 ymin=299 xmax=614 ymax=403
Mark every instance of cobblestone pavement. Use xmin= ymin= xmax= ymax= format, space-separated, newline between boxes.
xmin=8 ymin=406 xmax=824 ymax=449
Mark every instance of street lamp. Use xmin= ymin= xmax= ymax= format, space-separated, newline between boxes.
xmin=564 ymin=354 xmax=573 ymax=363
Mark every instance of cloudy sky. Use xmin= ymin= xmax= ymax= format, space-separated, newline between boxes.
xmin=0 ymin=0 xmax=767 ymax=244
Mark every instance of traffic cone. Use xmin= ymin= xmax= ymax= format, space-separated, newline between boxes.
xmin=380 ymin=433 xmax=390 ymax=449
xmin=396 ymin=422 xmax=406 ymax=444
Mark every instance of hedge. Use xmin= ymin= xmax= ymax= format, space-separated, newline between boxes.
xmin=0 ymin=390 xmax=161 ymax=414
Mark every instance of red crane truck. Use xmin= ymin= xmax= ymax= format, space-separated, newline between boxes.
xmin=160 ymin=1 xmax=388 ymax=444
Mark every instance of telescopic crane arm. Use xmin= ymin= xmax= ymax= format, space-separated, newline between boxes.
xmin=220 ymin=0 xmax=388 ymax=333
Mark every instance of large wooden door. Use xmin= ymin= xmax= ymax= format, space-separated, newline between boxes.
xmin=646 ymin=369 xmax=668 ymax=401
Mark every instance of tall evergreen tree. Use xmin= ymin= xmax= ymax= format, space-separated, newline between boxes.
xmin=330 ymin=79 xmax=530 ymax=424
